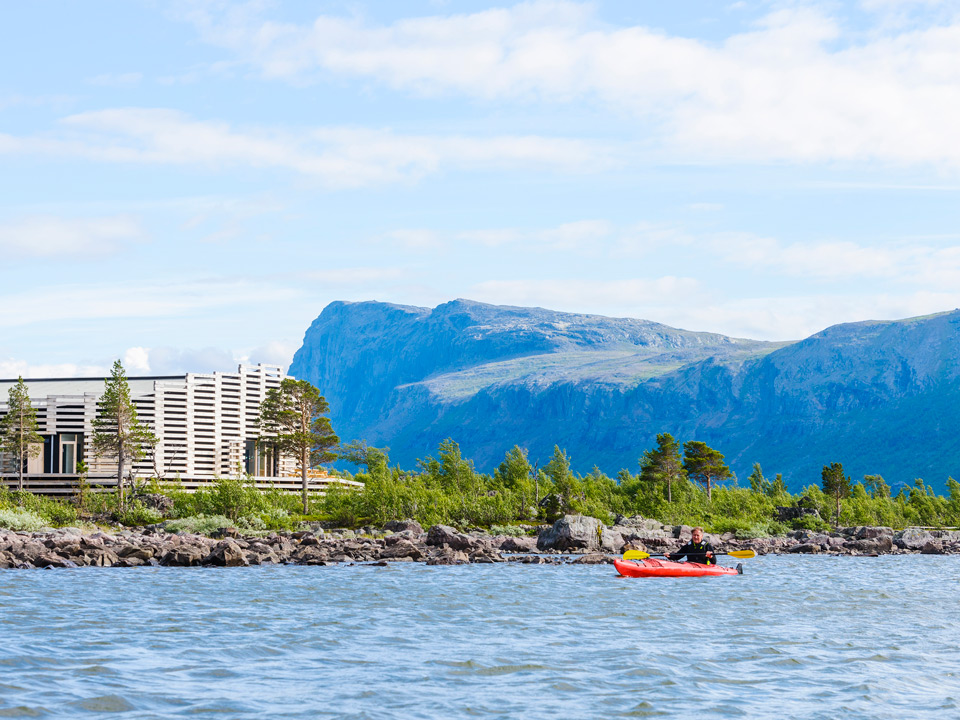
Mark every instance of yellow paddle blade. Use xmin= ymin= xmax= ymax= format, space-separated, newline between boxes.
xmin=622 ymin=549 xmax=650 ymax=560
xmin=726 ymin=549 xmax=756 ymax=559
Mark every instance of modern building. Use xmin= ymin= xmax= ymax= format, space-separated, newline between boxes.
xmin=0 ymin=364 xmax=300 ymax=489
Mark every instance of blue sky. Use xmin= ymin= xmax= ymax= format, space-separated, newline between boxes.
xmin=3 ymin=0 xmax=960 ymax=377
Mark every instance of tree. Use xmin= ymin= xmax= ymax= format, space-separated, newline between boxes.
xmin=92 ymin=360 xmax=155 ymax=511
xmin=639 ymin=433 xmax=685 ymax=503
xmin=0 ymin=377 xmax=44 ymax=495
xmin=863 ymin=474 xmax=890 ymax=499
xmin=821 ymin=461 xmax=851 ymax=525
xmin=496 ymin=445 xmax=535 ymax=519
xmin=682 ymin=441 xmax=731 ymax=500
xmin=748 ymin=462 xmax=771 ymax=495
xmin=259 ymin=378 xmax=339 ymax=513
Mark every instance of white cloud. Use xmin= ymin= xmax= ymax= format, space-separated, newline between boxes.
xmin=181 ymin=1 xmax=960 ymax=168
xmin=0 ymin=277 xmax=301 ymax=329
xmin=470 ymin=276 xmax=701 ymax=312
xmin=123 ymin=347 xmax=152 ymax=373
xmin=0 ymin=108 xmax=612 ymax=188
xmin=665 ymin=291 xmax=960 ymax=341
xmin=0 ymin=215 xmax=144 ymax=258
xmin=86 ymin=72 xmax=143 ymax=87
xmin=711 ymin=233 xmax=960 ymax=287
xmin=0 ymin=360 xmax=108 ymax=380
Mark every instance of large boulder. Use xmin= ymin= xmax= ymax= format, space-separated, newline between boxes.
xmin=202 ymin=539 xmax=248 ymax=567
xmin=426 ymin=525 xmax=476 ymax=551
xmin=498 ymin=536 xmax=538 ymax=552
xmin=896 ymin=528 xmax=936 ymax=550
xmin=537 ymin=515 xmax=621 ymax=552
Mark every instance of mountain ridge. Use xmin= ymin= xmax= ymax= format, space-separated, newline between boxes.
xmin=289 ymin=300 xmax=960 ymax=492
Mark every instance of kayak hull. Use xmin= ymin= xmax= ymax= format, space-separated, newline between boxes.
xmin=614 ymin=557 xmax=740 ymax=578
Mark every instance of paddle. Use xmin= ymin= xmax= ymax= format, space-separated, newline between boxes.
xmin=623 ymin=549 xmax=756 ymax=560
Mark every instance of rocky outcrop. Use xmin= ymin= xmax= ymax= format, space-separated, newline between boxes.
xmin=3 ymin=519 xmax=959 ymax=570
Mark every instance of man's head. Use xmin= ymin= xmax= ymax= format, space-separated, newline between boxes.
xmin=692 ymin=527 xmax=704 ymax=543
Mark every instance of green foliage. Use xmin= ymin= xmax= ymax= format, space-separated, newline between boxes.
xmin=92 ymin=360 xmax=155 ymax=510
xmin=117 ymin=500 xmax=163 ymax=527
xmin=821 ymin=462 xmax=852 ymax=524
xmin=640 ymin=433 xmax=685 ymax=503
xmin=164 ymin=514 xmax=234 ymax=535
xmin=259 ymin=378 xmax=340 ymax=513
xmin=0 ymin=507 xmax=49 ymax=531
xmin=0 ymin=376 xmax=44 ymax=493
xmin=682 ymin=441 xmax=732 ymax=498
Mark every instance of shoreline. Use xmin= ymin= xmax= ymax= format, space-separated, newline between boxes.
xmin=1 ymin=515 xmax=957 ymax=569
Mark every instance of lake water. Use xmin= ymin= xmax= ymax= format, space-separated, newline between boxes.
xmin=1 ymin=555 xmax=958 ymax=719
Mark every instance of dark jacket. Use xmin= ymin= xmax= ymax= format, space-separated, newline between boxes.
xmin=669 ymin=540 xmax=716 ymax=565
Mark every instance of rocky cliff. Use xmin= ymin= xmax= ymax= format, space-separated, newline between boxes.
xmin=289 ymin=300 xmax=960 ymax=491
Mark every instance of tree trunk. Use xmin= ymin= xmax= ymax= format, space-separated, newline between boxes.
xmin=667 ymin=476 xmax=672 ymax=504
xmin=301 ymin=447 xmax=309 ymax=515
xmin=706 ymin=475 xmax=712 ymax=501
xmin=118 ymin=439 xmax=126 ymax=513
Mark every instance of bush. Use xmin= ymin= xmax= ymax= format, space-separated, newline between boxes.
xmin=0 ymin=507 xmax=49 ymax=532
xmin=489 ymin=524 xmax=531 ymax=537
xmin=117 ymin=500 xmax=163 ymax=527
xmin=164 ymin=514 xmax=233 ymax=535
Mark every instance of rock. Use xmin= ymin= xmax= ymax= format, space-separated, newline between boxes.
xmin=427 ymin=547 xmax=469 ymax=565
xmin=921 ymin=540 xmax=944 ymax=555
xmin=202 ymin=539 xmax=248 ymax=567
xmin=856 ymin=526 xmax=894 ymax=540
xmin=570 ymin=553 xmax=614 ymax=565
xmin=537 ymin=515 xmax=612 ymax=552
xmin=380 ymin=540 xmax=425 ymax=561
xmin=426 ymin=525 xmax=476 ymax=551
xmin=498 ymin=536 xmax=538 ymax=552
xmin=84 ymin=548 xmax=121 ymax=567
xmin=896 ymin=528 xmax=936 ymax=550
xmin=787 ymin=543 xmax=820 ymax=554
xmin=672 ymin=525 xmax=693 ymax=540
xmin=135 ymin=493 xmax=174 ymax=514
xmin=160 ymin=546 xmax=205 ymax=567
xmin=383 ymin=519 xmax=424 ymax=535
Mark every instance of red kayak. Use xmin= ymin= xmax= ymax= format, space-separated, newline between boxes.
xmin=614 ymin=557 xmax=742 ymax=578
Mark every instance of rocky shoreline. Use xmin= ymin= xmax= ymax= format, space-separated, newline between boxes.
xmin=1 ymin=515 xmax=957 ymax=569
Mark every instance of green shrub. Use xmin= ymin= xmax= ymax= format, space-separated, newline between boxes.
xmin=489 ymin=524 xmax=530 ymax=537
xmin=0 ymin=507 xmax=49 ymax=532
xmin=164 ymin=514 xmax=233 ymax=535
xmin=117 ymin=500 xmax=163 ymax=527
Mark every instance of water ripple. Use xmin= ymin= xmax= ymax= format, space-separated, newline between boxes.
xmin=1 ymin=557 xmax=960 ymax=718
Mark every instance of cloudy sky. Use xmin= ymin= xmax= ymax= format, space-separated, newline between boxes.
xmin=3 ymin=0 xmax=960 ymax=377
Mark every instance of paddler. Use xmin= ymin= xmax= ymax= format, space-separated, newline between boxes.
xmin=668 ymin=526 xmax=716 ymax=565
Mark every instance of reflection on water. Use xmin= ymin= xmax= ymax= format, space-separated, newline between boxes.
xmin=1 ymin=556 xmax=959 ymax=718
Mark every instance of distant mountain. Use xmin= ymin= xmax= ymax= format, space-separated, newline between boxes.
xmin=289 ymin=299 xmax=960 ymax=492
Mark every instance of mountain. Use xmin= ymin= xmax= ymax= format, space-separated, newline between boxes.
xmin=289 ymin=299 xmax=960 ymax=492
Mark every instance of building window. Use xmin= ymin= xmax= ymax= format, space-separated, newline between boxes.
xmin=59 ymin=433 xmax=81 ymax=474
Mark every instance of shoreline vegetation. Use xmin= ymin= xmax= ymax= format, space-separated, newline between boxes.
xmin=2 ymin=437 xmax=960 ymax=568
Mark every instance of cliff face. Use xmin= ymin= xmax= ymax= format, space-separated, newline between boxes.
xmin=289 ymin=300 xmax=960 ymax=491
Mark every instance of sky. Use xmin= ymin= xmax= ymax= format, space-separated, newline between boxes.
xmin=3 ymin=0 xmax=960 ymax=378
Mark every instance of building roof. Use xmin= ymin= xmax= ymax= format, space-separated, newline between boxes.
xmin=0 ymin=376 xmax=183 ymax=399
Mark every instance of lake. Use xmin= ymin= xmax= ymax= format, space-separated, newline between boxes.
xmin=1 ymin=555 xmax=958 ymax=718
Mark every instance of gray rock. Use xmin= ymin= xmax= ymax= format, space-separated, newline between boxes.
xmin=383 ymin=519 xmax=424 ymax=535
xmin=896 ymin=528 xmax=936 ymax=550
xmin=537 ymin=515 xmax=615 ymax=552
xmin=921 ymin=540 xmax=944 ymax=555
xmin=426 ymin=525 xmax=476 ymax=551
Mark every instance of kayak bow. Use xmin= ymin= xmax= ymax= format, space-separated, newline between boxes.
xmin=614 ymin=557 xmax=742 ymax=578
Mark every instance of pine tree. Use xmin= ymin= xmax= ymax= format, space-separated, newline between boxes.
xmin=259 ymin=379 xmax=339 ymax=514
xmin=639 ymin=432 xmax=685 ymax=503
xmin=821 ymin=461 xmax=851 ymax=525
xmin=682 ymin=440 xmax=732 ymax=500
xmin=92 ymin=360 xmax=155 ymax=511
xmin=0 ymin=377 xmax=44 ymax=494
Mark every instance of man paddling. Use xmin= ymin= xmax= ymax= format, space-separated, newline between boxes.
xmin=669 ymin=527 xmax=716 ymax=565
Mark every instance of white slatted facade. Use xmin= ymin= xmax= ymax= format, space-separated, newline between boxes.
xmin=0 ymin=364 xmax=297 ymax=484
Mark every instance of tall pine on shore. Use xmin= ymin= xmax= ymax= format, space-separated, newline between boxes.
xmin=0 ymin=377 xmax=44 ymax=495
xmin=92 ymin=360 xmax=154 ymax=511
xmin=259 ymin=379 xmax=339 ymax=514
